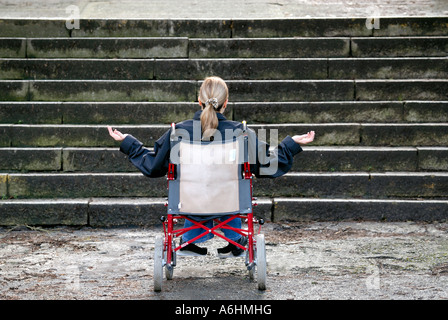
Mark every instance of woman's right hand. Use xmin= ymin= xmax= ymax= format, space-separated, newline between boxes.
xmin=108 ymin=126 xmax=128 ymax=142
xmin=292 ymin=131 xmax=315 ymax=145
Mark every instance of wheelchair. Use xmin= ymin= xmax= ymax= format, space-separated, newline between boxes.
xmin=153 ymin=121 xmax=267 ymax=291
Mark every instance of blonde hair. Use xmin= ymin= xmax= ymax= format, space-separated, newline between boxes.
xmin=198 ymin=76 xmax=229 ymax=140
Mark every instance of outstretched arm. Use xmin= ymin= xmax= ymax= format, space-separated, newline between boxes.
xmin=107 ymin=126 xmax=170 ymax=177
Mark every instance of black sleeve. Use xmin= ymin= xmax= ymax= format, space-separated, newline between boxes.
xmin=247 ymin=129 xmax=303 ymax=178
xmin=119 ymin=129 xmax=171 ymax=178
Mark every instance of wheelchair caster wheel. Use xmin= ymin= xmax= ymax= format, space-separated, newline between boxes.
xmin=165 ymin=264 xmax=174 ymax=280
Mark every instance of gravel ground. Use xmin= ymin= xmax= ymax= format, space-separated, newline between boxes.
xmin=1 ymin=221 xmax=448 ymax=300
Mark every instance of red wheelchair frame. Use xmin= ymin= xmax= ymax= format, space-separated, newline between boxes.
xmin=153 ymin=123 xmax=267 ymax=292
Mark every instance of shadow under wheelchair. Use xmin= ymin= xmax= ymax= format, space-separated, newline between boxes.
xmin=153 ymin=274 xmax=268 ymax=299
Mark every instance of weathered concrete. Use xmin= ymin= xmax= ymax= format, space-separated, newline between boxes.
xmin=273 ymin=198 xmax=448 ymax=221
xmin=233 ymin=101 xmax=404 ymax=124
xmin=0 ymin=102 xmax=62 ymax=124
xmin=5 ymin=172 xmax=448 ymax=199
xmin=355 ymin=80 xmax=448 ymax=101
xmin=418 ymin=147 xmax=448 ymax=171
xmin=7 ymin=124 xmax=169 ymax=147
xmin=361 ymin=123 xmax=448 ymax=146
xmin=329 ymin=57 xmax=448 ymax=79
xmin=61 ymin=102 xmax=200 ymax=125
xmin=0 ymin=125 xmax=11 ymax=147
xmin=295 ymin=146 xmax=418 ymax=172
xmin=27 ymin=37 xmax=189 ymax=58
xmin=0 ymin=197 xmax=447 ymax=227
xmin=0 ymin=174 xmax=7 ymax=198
xmin=404 ymin=101 xmax=448 ymax=123
xmin=5 ymin=57 xmax=446 ymax=81
xmin=62 ymin=148 xmax=134 ymax=172
xmin=0 ymin=148 xmax=62 ymax=172
xmin=0 ymin=80 xmax=28 ymax=101
xmin=28 ymin=80 xmax=197 ymax=102
xmin=7 ymin=173 xmax=166 ymax=199
xmin=0 ymin=199 xmax=88 ymax=226
xmin=3 ymin=146 xmax=448 ymax=174
xmin=189 ymin=38 xmax=350 ymax=58
xmin=0 ymin=58 xmax=155 ymax=80
xmin=154 ymin=58 xmax=328 ymax=80
xmin=0 ymin=38 xmax=26 ymax=58
xmin=88 ymin=198 xmax=166 ymax=227
xmin=351 ymin=36 xmax=448 ymax=57
xmin=1 ymin=101 xmax=415 ymax=125
xmin=226 ymin=80 xmax=354 ymax=102
xmin=72 ymin=19 xmax=232 ymax=38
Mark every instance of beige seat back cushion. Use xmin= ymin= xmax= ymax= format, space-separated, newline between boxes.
xmin=178 ymin=140 xmax=241 ymax=214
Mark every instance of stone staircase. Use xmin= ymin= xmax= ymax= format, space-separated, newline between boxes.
xmin=0 ymin=17 xmax=447 ymax=227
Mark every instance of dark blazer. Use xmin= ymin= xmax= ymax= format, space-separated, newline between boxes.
xmin=120 ymin=110 xmax=302 ymax=178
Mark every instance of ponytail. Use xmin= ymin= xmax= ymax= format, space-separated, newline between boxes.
xmin=198 ymin=77 xmax=229 ymax=140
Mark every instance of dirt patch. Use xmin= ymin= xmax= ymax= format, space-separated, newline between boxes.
xmin=1 ymin=221 xmax=448 ymax=300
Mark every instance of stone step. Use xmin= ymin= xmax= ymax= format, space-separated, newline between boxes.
xmin=2 ymin=172 xmax=447 ymax=200
xmin=2 ymin=37 xmax=348 ymax=59
xmin=154 ymin=57 xmax=448 ymax=80
xmin=1 ymin=147 xmax=447 ymax=173
xmin=1 ymin=197 xmax=446 ymax=226
xmin=0 ymin=19 xmax=232 ymax=38
xmin=272 ymin=198 xmax=448 ymax=222
xmin=2 ymin=57 xmax=447 ymax=80
xmin=0 ymin=17 xmax=447 ymax=38
xmin=2 ymin=101 xmax=447 ymax=125
xmin=355 ymin=80 xmax=448 ymax=101
xmin=351 ymin=36 xmax=448 ymax=57
xmin=1 ymin=17 xmax=447 ymax=38
xmin=191 ymin=37 xmax=448 ymax=58
xmin=234 ymin=101 xmax=448 ymax=124
xmin=1 ymin=123 xmax=447 ymax=147
xmin=3 ymin=80 xmax=447 ymax=102
xmin=232 ymin=17 xmax=448 ymax=38
xmin=0 ymin=58 xmax=156 ymax=80
xmin=3 ymin=37 xmax=446 ymax=59
xmin=0 ymin=80 xmax=197 ymax=102
xmin=0 ymin=37 xmax=189 ymax=58
xmin=328 ymin=57 xmax=448 ymax=80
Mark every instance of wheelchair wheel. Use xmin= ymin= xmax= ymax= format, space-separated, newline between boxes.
xmin=153 ymin=235 xmax=164 ymax=292
xmin=256 ymin=234 xmax=267 ymax=290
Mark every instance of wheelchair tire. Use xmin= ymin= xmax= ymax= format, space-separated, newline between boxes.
xmin=256 ymin=234 xmax=267 ymax=290
xmin=154 ymin=235 xmax=164 ymax=292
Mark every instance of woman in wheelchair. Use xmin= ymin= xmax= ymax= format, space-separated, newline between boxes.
xmin=108 ymin=76 xmax=315 ymax=257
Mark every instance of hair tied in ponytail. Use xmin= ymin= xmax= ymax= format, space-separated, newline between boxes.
xmin=199 ymin=77 xmax=229 ymax=140
xmin=206 ymin=98 xmax=219 ymax=110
